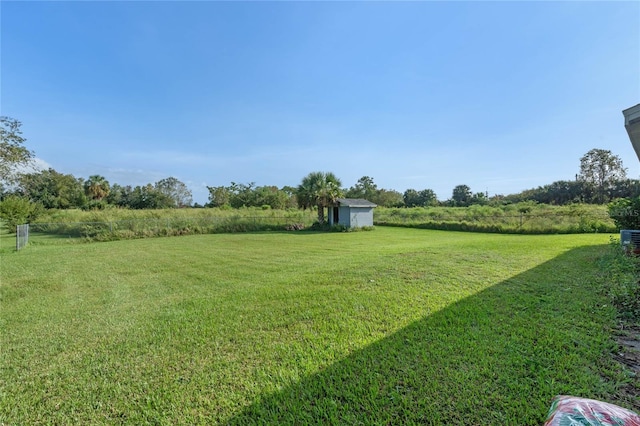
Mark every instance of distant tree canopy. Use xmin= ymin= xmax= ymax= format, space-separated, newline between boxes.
xmin=18 ymin=168 xmax=86 ymax=209
xmin=155 ymin=177 xmax=192 ymax=208
xmin=403 ymin=188 xmax=438 ymax=207
xmin=11 ymin=170 xmax=196 ymax=210
xmin=206 ymin=182 xmax=294 ymax=209
xmin=104 ymin=183 xmax=177 ymax=209
xmin=206 ymin=185 xmax=231 ymax=208
xmin=451 ymin=185 xmax=473 ymax=207
xmin=373 ymin=188 xmax=404 ymax=207
xmin=346 ymin=176 xmax=377 ymax=200
xmin=500 ymin=150 xmax=634 ymax=206
xmin=345 ymin=176 xmax=404 ymax=207
xmin=84 ymin=175 xmax=110 ymax=201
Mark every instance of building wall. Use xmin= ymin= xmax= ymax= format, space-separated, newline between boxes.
xmin=338 ymin=206 xmax=374 ymax=228
xmin=624 ymin=104 xmax=640 ymax=162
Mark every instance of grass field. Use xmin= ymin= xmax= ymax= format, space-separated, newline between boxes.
xmin=0 ymin=227 xmax=633 ymax=424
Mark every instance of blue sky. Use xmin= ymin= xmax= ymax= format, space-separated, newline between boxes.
xmin=2 ymin=1 xmax=639 ymax=205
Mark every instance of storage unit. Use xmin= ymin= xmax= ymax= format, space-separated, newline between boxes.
xmin=328 ymin=198 xmax=377 ymax=228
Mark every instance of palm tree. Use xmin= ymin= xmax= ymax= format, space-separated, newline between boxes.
xmin=84 ymin=175 xmax=110 ymax=201
xmin=297 ymin=171 xmax=343 ymax=223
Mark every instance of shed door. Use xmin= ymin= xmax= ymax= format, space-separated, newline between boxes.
xmin=333 ymin=207 xmax=339 ymax=224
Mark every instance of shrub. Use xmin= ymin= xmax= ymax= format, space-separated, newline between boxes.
xmin=608 ymin=197 xmax=640 ymax=230
xmin=0 ymin=196 xmax=44 ymax=229
xmin=598 ymin=238 xmax=640 ymax=321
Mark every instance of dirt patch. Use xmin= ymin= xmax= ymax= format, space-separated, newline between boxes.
xmin=613 ymin=324 xmax=640 ymax=411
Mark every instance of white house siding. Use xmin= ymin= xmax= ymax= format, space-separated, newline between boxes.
xmin=624 ymin=104 xmax=640 ymax=162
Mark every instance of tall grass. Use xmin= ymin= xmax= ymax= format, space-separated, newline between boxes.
xmin=27 ymin=207 xmax=317 ymax=244
xmin=34 ymin=206 xmax=316 ymax=224
xmin=375 ymin=204 xmax=615 ymax=234
xmin=20 ymin=204 xmax=617 ymax=247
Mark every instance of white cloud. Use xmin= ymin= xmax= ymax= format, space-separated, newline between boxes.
xmin=15 ymin=157 xmax=53 ymax=174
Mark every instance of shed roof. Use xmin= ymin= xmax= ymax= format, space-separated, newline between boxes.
xmin=335 ymin=198 xmax=377 ymax=208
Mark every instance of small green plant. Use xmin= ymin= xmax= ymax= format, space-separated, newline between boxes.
xmin=308 ymin=222 xmax=331 ymax=231
xmin=330 ymin=224 xmax=348 ymax=232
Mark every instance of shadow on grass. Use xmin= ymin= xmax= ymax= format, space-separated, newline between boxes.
xmin=227 ymin=245 xmax=624 ymax=425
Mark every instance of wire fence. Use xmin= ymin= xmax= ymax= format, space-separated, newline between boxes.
xmin=26 ymin=215 xmax=311 ymax=245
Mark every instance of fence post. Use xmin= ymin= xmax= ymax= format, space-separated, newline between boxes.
xmin=16 ymin=224 xmax=29 ymax=251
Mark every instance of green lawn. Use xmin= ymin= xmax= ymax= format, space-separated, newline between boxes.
xmin=0 ymin=227 xmax=631 ymax=424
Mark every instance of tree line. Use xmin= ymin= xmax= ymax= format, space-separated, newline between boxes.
xmin=8 ymin=169 xmax=194 ymax=210
xmin=2 ymin=116 xmax=638 ymax=216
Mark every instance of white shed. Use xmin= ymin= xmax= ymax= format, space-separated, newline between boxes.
xmin=328 ymin=198 xmax=377 ymax=228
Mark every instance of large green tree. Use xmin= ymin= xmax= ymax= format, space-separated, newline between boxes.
xmin=578 ymin=148 xmax=627 ymax=204
xmin=253 ymin=185 xmax=289 ymax=210
xmin=105 ymin=183 xmax=126 ymax=207
xmin=206 ymin=183 xmax=294 ymax=209
xmin=228 ymin=182 xmax=258 ymax=208
xmin=127 ymin=184 xmax=173 ymax=209
xmin=346 ymin=176 xmax=378 ymax=200
xmin=451 ymin=184 xmax=472 ymax=206
xmin=297 ymin=171 xmax=343 ymax=223
xmin=346 ymin=176 xmax=404 ymax=207
xmin=18 ymin=168 xmax=86 ymax=209
xmin=0 ymin=116 xmax=34 ymax=186
xmin=403 ymin=188 xmax=438 ymax=207
xmin=155 ymin=177 xmax=192 ymax=208
xmin=206 ymin=185 xmax=231 ymax=208
xmin=374 ymin=188 xmax=404 ymax=207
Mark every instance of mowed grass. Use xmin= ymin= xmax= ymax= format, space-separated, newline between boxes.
xmin=0 ymin=227 xmax=630 ymax=424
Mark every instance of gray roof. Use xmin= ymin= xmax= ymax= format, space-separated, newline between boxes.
xmin=335 ymin=198 xmax=377 ymax=207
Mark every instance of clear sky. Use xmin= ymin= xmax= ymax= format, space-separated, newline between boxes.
xmin=2 ymin=1 xmax=639 ymax=205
